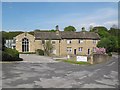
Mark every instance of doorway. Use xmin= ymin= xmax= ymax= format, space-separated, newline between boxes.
xmin=88 ymin=49 xmax=90 ymax=55
xmin=74 ymin=49 xmax=76 ymax=55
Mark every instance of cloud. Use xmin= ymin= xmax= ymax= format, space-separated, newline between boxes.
xmin=45 ymin=7 xmax=117 ymax=31
xmin=104 ymin=20 xmax=118 ymax=26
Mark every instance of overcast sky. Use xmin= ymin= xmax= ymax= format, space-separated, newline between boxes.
xmin=2 ymin=2 xmax=118 ymax=31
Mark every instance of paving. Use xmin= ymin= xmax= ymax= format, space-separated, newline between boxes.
xmin=1 ymin=54 xmax=119 ymax=88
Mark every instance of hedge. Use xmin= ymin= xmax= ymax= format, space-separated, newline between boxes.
xmin=36 ymin=49 xmax=44 ymax=55
xmin=2 ymin=48 xmax=22 ymax=61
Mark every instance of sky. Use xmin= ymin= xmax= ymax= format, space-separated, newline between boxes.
xmin=2 ymin=2 xmax=118 ymax=31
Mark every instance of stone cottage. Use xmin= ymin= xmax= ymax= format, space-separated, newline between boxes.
xmin=14 ymin=28 xmax=100 ymax=56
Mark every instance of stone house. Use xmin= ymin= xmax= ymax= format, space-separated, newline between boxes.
xmin=14 ymin=30 xmax=100 ymax=56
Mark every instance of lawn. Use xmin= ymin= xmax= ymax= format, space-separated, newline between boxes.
xmin=56 ymin=59 xmax=90 ymax=65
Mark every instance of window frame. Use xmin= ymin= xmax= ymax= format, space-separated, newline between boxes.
xmin=67 ymin=47 xmax=72 ymax=53
xmin=78 ymin=39 xmax=83 ymax=44
xmin=78 ymin=47 xmax=83 ymax=52
xmin=67 ymin=39 xmax=72 ymax=44
xmin=93 ymin=40 xmax=97 ymax=44
xmin=22 ymin=38 xmax=29 ymax=52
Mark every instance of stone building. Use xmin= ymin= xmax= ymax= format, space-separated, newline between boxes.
xmin=15 ymin=30 xmax=100 ymax=56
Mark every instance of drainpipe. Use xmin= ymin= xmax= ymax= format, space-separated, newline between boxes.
xmin=59 ymin=40 xmax=60 ymax=56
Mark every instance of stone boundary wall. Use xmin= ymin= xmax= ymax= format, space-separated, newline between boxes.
xmin=87 ymin=54 xmax=110 ymax=64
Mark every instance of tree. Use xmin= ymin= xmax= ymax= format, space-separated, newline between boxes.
xmin=34 ymin=29 xmax=41 ymax=32
xmin=43 ymin=40 xmax=53 ymax=56
xmin=50 ymin=29 xmax=57 ymax=32
xmin=64 ymin=26 xmax=76 ymax=32
xmin=89 ymin=25 xmax=94 ymax=32
xmin=90 ymin=26 xmax=109 ymax=38
xmin=91 ymin=26 xmax=108 ymax=32
xmin=111 ymin=24 xmax=118 ymax=29
xmin=97 ymin=36 xmax=117 ymax=53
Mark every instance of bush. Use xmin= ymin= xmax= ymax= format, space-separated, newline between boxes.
xmin=2 ymin=51 xmax=12 ymax=61
xmin=4 ymin=48 xmax=19 ymax=58
xmin=36 ymin=49 xmax=44 ymax=55
xmin=2 ymin=51 xmax=22 ymax=61
xmin=107 ymin=52 xmax=112 ymax=56
xmin=2 ymin=48 xmax=22 ymax=61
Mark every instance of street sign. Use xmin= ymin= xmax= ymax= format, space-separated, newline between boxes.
xmin=76 ymin=56 xmax=87 ymax=62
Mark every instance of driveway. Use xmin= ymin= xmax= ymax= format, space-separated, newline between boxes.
xmin=2 ymin=54 xmax=119 ymax=88
xmin=19 ymin=54 xmax=58 ymax=63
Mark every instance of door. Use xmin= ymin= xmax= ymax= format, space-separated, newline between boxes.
xmin=88 ymin=49 xmax=90 ymax=55
xmin=74 ymin=49 xmax=76 ymax=55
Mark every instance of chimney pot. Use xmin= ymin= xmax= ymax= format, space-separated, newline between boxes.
xmin=56 ymin=25 xmax=59 ymax=30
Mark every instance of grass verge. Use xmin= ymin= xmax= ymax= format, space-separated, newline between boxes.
xmin=56 ymin=59 xmax=90 ymax=65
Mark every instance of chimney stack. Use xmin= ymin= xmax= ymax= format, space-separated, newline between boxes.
xmin=55 ymin=25 xmax=59 ymax=35
xmin=56 ymin=25 xmax=59 ymax=31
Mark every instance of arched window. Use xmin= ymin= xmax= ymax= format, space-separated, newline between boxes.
xmin=22 ymin=38 xmax=29 ymax=52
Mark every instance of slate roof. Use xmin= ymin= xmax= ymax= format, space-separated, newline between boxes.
xmin=34 ymin=31 xmax=100 ymax=40
xmin=35 ymin=32 xmax=61 ymax=40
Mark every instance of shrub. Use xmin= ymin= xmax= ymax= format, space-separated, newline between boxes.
xmin=2 ymin=51 xmax=12 ymax=61
xmin=108 ymin=52 xmax=112 ymax=56
xmin=2 ymin=51 xmax=22 ymax=61
xmin=36 ymin=49 xmax=44 ymax=55
xmin=4 ymin=48 xmax=19 ymax=58
xmin=94 ymin=47 xmax=106 ymax=54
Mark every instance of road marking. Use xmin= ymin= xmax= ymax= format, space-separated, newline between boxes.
xmin=79 ymin=76 xmax=87 ymax=79
xmin=95 ymin=69 xmax=101 ymax=72
xmin=107 ymin=62 xmax=115 ymax=66
xmin=0 ymin=62 xmax=14 ymax=64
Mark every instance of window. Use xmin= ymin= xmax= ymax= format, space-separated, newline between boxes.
xmin=78 ymin=47 xmax=83 ymax=52
xmin=78 ymin=39 xmax=83 ymax=43
xmin=52 ymin=41 xmax=55 ymax=44
xmin=67 ymin=47 xmax=72 ymax=53
xmin=93 ymin=47 xmax=96 ymax=52
xmin=67 ymin=40 xmax=72 ymax=44
xmin=42 ymin=40 xmax=45 ymax=44
xmin=13 ymin=39 xmax=16 ymax=44
xmin=22 ymin=38 xmax=29 ymax=52
xmin=93 ymin=40 xmax=97 ymax=44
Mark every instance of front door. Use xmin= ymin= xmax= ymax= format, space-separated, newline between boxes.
xmin=74 ymin=49 xmax=76 ymax=55
xmin=88 ymin=49 xmax=90 ymax=55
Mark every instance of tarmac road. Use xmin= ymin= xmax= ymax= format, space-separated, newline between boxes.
xmin=2 ymin=54 xmax=119 ymax=88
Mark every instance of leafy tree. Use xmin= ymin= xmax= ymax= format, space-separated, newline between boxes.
xmin=64 ymin=26 xmax=76 ymax=32
xmin=50 ymin=29 xmax=57 ymax=32
xmin=108 ymin=27 xmax=119 ymax=36
xmin=90 ymin=26 xmax=110 ymax=38
xmin=89 ymin=25 xmax=94 ymax=31
xmin=97 ymin=36 xmax=117 ymax=53
xmin=2 ymin=31 xmax=23 ymax=39
xmin=43 ymin=40 xmax=53 ymax=56
xmin=91 ymin=26 xmax=108 ymax=32
xmin=34 ymin=29 xmax=41 ymax=32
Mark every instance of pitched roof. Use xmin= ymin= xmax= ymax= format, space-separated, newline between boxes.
xmin=34 ymin=31 xmax=100 ymax=40
xmin=35 ymin=32 xmax=61 ymax=40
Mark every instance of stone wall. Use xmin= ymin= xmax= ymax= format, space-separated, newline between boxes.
xmin=93 ymin=54 xmax=110 ymax=64
xmin=87 ymin=54 xmax=110 ymax=64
